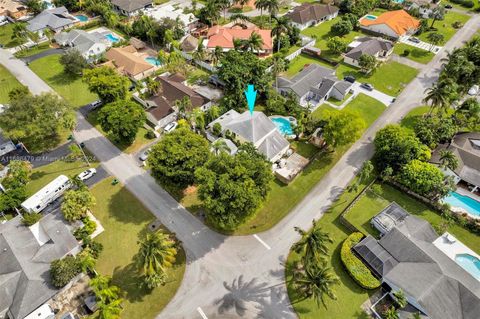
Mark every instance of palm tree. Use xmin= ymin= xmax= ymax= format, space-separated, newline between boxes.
xmin=96 ymin=298 xmax=123 ymax=319
xmin=137 ymin=231 xmax=177 ymax=279
xmin=191 ymin=107 xmax=206 ymax=130
xmin=217 ymin=0 xmax=231 ymax=21
xmin=272 ymin=16 xmax=290 ymax=52
xmin=272 ymin=55 xmax=286 ymax=88
xmin=439 ymin=149 xmax=458 ymax=171
xmin=175 ymin=96 xmax=192 ymax=119
xmin=211 ymin=46 xmax=224 ymax=66
xmin=292 ymin=263 xmax=339 ymax=308
xmin=233 ymin=38 xmax=244 ymax=51
xmin=193 ymin=41 xmax=206 ymax=61
xmin=423 ymin=82 xmax=451 ymax=114
xmin=427 ymin=32 xmax=444 ymax=51
xmin=90 ymin=275 xmax=121 ymax=304
xmin=145 ymin=77 xmax=159 ymax=96
xmin=393 ymin=289 xmax=408 ymax=309
xmin=429 ymin=6 xmax=445 ymax=29
xmin=292 ymin=219 xmax=333 ymax=267
xmin=264 ymin=0 xmax=279 ymax=24
xmin=246 ymin=32 xmax=264 ymax=52
xmin=383 ymin=306 xmax=399 ymax=319
xmin=78 ymin=248 xmax=96 ymax=273
xmin=255 ymin=0 xmax=268 ymax=18
xmin=212 ymin=139 xmax=230 ymax=155
xmin=11 ymin=23 xmax=28 ymax=49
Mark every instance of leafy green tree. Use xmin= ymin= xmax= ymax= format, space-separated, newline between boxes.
xmin=327 ymin=36 xmax=347 ymax=54
xmin=26 ymin=0 xmax=47 ymax=14
xmin=454 ymin=98 xmax=480 ymax=129
xmin=148 ymin=128 xmax=210 ymax=186
xmin=212 ymin=139 xmax=230 ymax=155
xmin=414 ymin=115 xmax=458 ymax=148
xmin=358 ymin=54 xmax=377 ymax=73
xmin=90 ymin=275 xmax=123 ymax=319
xmin=60 ymin=49 xmax=88 ymax=75
xmin=373 ymin=124 xmax=430 ymax=172
xmin=61 ymin=189 xmax=96 ymax=222
xmin=195 ymin=144 xmax=273 ymax=230
xmin=322 ymin=111 xmax=365 ymax=148
xmin=0 ymin=92 xmax=74 ymax=153
xmin=292 ymin=219 xmax=333 ymax=267
xmin=50 ymin=255 xmax=81 ymax=287
xmin=97 ymin=100 xmax=146 ymax=145
xmin=8 ymin=85 xmax=29 ymax=101
xmin=3 ymin=160 xmax=32 ymax=187
xmin=83 ymin=67 xmax=130 ymax=103
xmin=137 ymin=231 xmax=177 ymax=289
xmin=292 ymin=263 xmax=339 ymax=308
xmin=398 ymin=159 xmax=446 ymax=197
xmin=21 ymin=212 xmax=42 ymax=226
xmin=77 ymin=248 xmax=97 ymax=273
xmin=331 ymin=20 xmax=353 ymax=36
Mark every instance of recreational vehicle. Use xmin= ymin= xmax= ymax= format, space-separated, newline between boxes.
xmin=21 ymin=175 xmax=72 ymax=213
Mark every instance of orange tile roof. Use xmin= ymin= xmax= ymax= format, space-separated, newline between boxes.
xmin=105 ymin=45 xmax=153 ymax=77
xmin=360 ymin=10 xmax=420 ymax=36
xmin=206 ymin=24 xmax=273 ymax=50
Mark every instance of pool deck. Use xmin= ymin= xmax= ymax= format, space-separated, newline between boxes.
xmin=433 ymin=232 xmax=480 ymax=266
xmin=456 ymin=187 xmax=480 ymax=203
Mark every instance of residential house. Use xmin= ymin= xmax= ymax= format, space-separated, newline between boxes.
xmin=104 ymin=45 xmax=157 ymax=80
xmin=0 ymin=214 xmax=80 ymax=319
xmin=137 ymin=73 xmax=210 ymax=130
xmin=207 ymin=110 xmax=290 ymax=162
xmin=430 ymin=132 xmax=480 ymax=192
xmin=354 ymin=205 xmax=480 ymax=319
xmin=344 ymin=36 xmax=394 ymax=67
xmin=0 ymin=0 xmax=28 ymax=21
xmin=276 ymin=63 xmax=353 ymax=108
xmin=407 ymin=0 xmax=438 ymax=18
xmin=205 ymin=20 xmax=273 ymax=55
xmin=111 ymin=0 xmax=152 ymax=16
xmin=180 ymin=35 xmax=199 ymax=53
xmin=54 ymin=29 xmax=111 ymax=62
xmin=286 ymin=3 xmax=339 ymax=30
xmin=359 ymin=9 xmax=420 ymax=39
xmin=26 ymin=6 xmax=76 ymax=35
xmin=145 ymin=5 xmax=198 ymax=32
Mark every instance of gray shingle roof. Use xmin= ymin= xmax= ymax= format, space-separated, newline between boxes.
xmin=54 ymin=30 xmax=108 ymax=56
xmin=277 ymin=63 xmax=334 ymax=97
xmin=0 ymin=214 xmax=79 ymax=319
xmin=27 ymin=7 xmax=75 ymax=32
xmin=111 ymin=0 xmax=152 ymax=13
xmin=345 ymin=37 xmax=393 ymax=60
xmin=286 ymin=3 xmax=339 ymax=25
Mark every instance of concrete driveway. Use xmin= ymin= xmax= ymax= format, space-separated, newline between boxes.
xmin=351 ymin=82 xmax=395 ymax=106
xmin=399 ymin=35 xmax=442 ymax=54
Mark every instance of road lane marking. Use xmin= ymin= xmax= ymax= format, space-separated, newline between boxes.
xmin=197 ymin=307 xmax=208 ymax=319
xmin=253 ymin=234 xmax=271 ymax=250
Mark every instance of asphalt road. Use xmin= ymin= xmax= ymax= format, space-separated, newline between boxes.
xmin=1 ymin=14 xmax=479 ymax=319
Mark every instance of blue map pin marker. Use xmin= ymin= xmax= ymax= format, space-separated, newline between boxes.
xmin=244 ymin=84 xmax=257 ymax=115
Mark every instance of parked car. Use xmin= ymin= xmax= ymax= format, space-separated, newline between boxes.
xmin=77 ymin=168 xmax=97 ymax=181
xmin=89 ymin=100 xmax=102 ymax=109
xmin=408 ymin=37 xmax=421 ymax=44
xmin=445 ymin=4 xmax=453 ymax=9
xmin=344 ymin=75 xmax=356 ymax=83
xmin=468 ymin=84 xmax=479 ymax=96
xmin=164 ymin=121 xmax=178 ymax=133
xmin=139 ymin=148 xmax=151 ymax=161
xmin=360 ymin=83 xmax=374 ymax=91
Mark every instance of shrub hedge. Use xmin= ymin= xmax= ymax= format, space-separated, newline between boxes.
xmin=341 ymin=232 xmax=381 ymax=290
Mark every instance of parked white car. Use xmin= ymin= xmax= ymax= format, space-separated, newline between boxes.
xmin=77 ymin=168 xmax=97 ymax=181
xmin=164 ymin=121 xmax=178 ymax=133
xmin=468 ymin=85 xmax=479 ymax=96
xmin=139 ymin=148 xmax=151 ymax=161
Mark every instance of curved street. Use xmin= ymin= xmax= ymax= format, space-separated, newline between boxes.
xmin=1 ymin=14 xmax=479 ymax=319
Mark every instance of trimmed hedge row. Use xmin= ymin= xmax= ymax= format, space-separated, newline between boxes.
xmin=341 ymin=232 xmax=381 ymax=290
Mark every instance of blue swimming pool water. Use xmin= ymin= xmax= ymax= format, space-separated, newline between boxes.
xmin=145 ymin=57 xmax=161 ymax=66
xmin=271 ymin=117 xmax=293 ymax=136
xmin=455 ymin=254 xmax=480 ymax=280
xmin=365 ymin=15 xmax=377 ymax=20
xmin=75 ymin=15 xmax=88 ymax=22
xmin=393 ymin=0 xmax=404 ymax=3
xmin=443 ymin=191 xmax=480 ymax=217
xmin=105 ymin=33 xmax=120 ymax=43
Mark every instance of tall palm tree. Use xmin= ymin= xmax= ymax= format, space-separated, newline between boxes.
xmin=137 ymin=232 xmax=177 ymax=278
xmin=293 ymin=263 xmax=339 ymax=308
xmin=439 ymin=149 xmax=458 ymax=171
xmin=264 ymin=0 xmax=279 ymax=24
xmin=212 ymin=139 xmax=230 ymax=155
xmin=11 ymin=23 xmax=28 ymax=48
xmin=271 ymin=55 xmax=286 ymax=88
xmin=255 ymin=0 xmax=268 ymax=18
xmin=211 ymin=46 xmax=224 ymax=66
xmin=246 ymin=32 xmax=264 ymax=52
xmin=292 ymin=219 xmax=333 ymax=267
xmin=272 ymin=16 xmax=290 ymax=52
xmin=145 ymin=77 xmax=159 ymax=96
xmin=217 ymin=0 xmax=231 ymax=21
xmin=175 ymin=96 xmax=192 ymax=119
xmin=423 ymin=82 xmax=451 ymax=114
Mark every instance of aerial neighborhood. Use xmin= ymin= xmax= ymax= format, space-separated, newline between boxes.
xmin=0 ymin=0 xmax=479 ymax=318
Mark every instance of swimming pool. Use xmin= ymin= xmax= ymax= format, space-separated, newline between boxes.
xmin=271 ymin=117 xmax=294 ymax=136
xmin=75 ymin=15 xmax=88 ymax=22
xmin=393 ymin=0 xmax=404 ymax=3
xmin=105 ymin=33 xmax=120 ymax=43
xmin=443 ymin=191 xmax=480 ymax=218
xmin=145 ymin=57 xmax=161 ymax=66
xmin=364 ymin=15 xmax=377 ymax=20
xmin=455 ymin=254 xmax=480 ymax=280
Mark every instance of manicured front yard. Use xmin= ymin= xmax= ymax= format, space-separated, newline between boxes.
xmin=29 ymin=54 xmax=98 ymax=108
xmin=286 ymin=53 xmax=334 ymax=77
xmin=234 ymin=94 xmax=385 ymax=234
xmin=0 ymin=23 xmax=26 ymax=48
xmin=418 ymin=11 xmax=471 ymax=45
xmin=336 ymin=61 xmax=419 ymax=96
xmin=286 ymin=177 xmax=375 ymax=318
xmin=14 ymin=42 xmax=52 ymax=58
xmin=344 ymin=182 xmax=480 ymax=255
xmin=92 ymin=177 xmax=186 ymax=319
xmin=87 ymin=109 xmax=153 ymax=154
xmin=393 ymin=43 xmax=435 ymax=64
xmin=0 ymin=64 xmax=22 ymax=103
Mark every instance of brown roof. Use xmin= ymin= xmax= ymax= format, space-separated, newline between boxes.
xmin=157 ymin=73 xmax=209 ymax=111
xmin=181 ymin=35 xmax=199 ymax=52
xmin=105 ymin=45 xmax=153 ymax=77
xmin=147 ymin=96 xmax=175 ymax=121
xmin=129 ymin=37 xmax=146 ymax=50
xmin=286 ymin=3 xmax=339 ymax=25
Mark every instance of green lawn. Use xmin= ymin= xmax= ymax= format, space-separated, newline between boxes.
xmin=0 ymin=64 xmax=22 ymax=104
xmin=393 ymin=43 xmax=435 ymax=64
xmin=328 ymin=92 xmax=352 ymax=106
xmin=286 ymin=53 xmax=334 ymax=77
xmin=286 ymin=177 xmax=375 ymax=319
xmin=14 ymin=42 xmax=52 ymax=58
xmin=0 ymin=23 xmax=26 ymax=48
xmin=87 ymin=109 xmax=153 ymax=154
xmin=344 ymin=183 xmax=480 ymax=255
xmin=400 ymin=105 xmax=430 ymax=130
xmin=234 ymin=94 xmax=385 ymax=234
xmin=336 ymin=61 xmax=419 ymax=96
xmin=92 ymin=177 xmax=186 ymax=319
xmin=418 ymin=11 xmax=471 ymax=45
xmin=29 ymin=54 xmax=98 ymax=108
